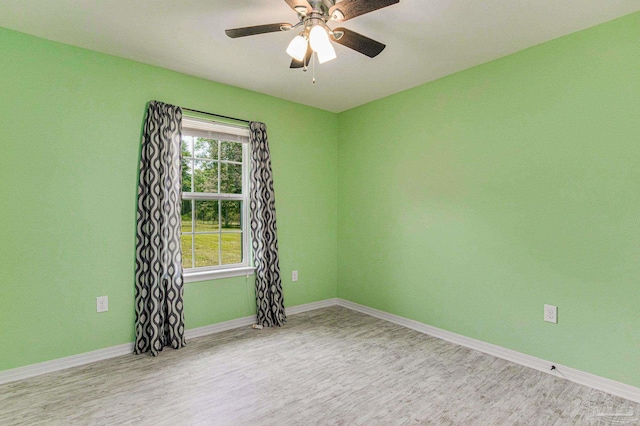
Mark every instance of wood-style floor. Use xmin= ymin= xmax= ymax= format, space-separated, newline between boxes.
xmin=0 ymin=306 xmax=637 ymax=425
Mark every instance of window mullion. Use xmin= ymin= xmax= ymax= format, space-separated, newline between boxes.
xmin=218 ymin=197 xmax=222 ymax=266
xmin=217 ymin=141 xmax=221 ymax=194
xmin=183 ymin=192 xmax=243 ymax=201
xmin=218 ymin=141 xmax=222 ymax=266
xmin=242 ymin=142 xmax=249 ymax=266
xmin=191 ymin=199 xmax=195 ymax=269
xmin=190 ymin=145 xmax=195 ymax=269
xmin=190 ymin=138 xmax=195 ymax=192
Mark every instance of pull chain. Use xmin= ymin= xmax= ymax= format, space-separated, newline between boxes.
xmin=312 ymin=52 xmax=316 ymax=84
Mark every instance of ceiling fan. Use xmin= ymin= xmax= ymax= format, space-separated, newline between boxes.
xmin=225 ymin=0 xmax=400 ymax=69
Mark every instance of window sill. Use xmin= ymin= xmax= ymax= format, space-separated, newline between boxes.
xmin=184 ymin=266 xmax=255 ymax=283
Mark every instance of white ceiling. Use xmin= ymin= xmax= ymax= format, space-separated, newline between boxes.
xmin=1 ymin=0 xmax=639 ymax=112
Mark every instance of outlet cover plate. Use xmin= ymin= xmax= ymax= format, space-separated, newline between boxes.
xmin=292 ymin=270 xmax=298 ymax=282
xmin=544 ymin=304 xmax=557 ymax=323
xmin=97 ymin=296 xmax=109 ymax=313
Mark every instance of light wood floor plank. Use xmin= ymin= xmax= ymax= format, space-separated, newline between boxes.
xmin=0 ymin=307 xmax=637 ymax=425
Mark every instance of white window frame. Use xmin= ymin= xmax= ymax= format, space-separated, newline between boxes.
xmin=181 ymin=116 xmax=254 ymax=283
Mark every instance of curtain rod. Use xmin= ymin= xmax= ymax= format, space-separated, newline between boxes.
xmin=182 ymin=107 xmax=251 ymax=125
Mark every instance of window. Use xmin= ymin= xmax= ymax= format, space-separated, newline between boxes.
xmin=180 ymin=117 xmax=253 ymax=281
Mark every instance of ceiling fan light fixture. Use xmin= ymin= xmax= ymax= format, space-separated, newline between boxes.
xmin=286 ymin=35 xmax=308 ymax=61
xmin=226 ymin=0 xmax=397 ymax=70
xmin=309 ymin=25 xmax=336 ymax=63
xmin=316 ymin=42 xmax=337 ymax=64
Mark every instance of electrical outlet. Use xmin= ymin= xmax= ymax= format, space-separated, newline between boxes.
xmin=544 ymin=304 xmax=557 ymax=323
xmin=97 ymin=296 xmax=109 ymax=313
xmin=292 ymin=270 xmax=298 ymax=282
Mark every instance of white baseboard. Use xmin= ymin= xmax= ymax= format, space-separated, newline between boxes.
xmin=285 ymin=298 xmax=339 ymax=315
xmin=0 ymin=342 xmax=134 ymax=386
xmin=0 ymin=300 xmax=335 ymax=386
xmin=2 ymin=297 xmax=638 ymax=404
xmin=185 ymin=298 xmax=340 ymax=340
xmin=185 ymin=315 xmax=256 ymax=340
xmin=0 ymin=312 xmax=260 ymax=386
xmin=336 ymin=298 xmax=640 ymax=404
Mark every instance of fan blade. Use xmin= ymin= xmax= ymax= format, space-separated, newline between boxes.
xmin=290 ymin=44 xmax=313 ymax=68
xmin=329 ymin=0 xmax=399 ymax=22
xmin=225 ymin=23 xmax=292 ymax=38
xmin=284 ymin=0 xmax=312 ymax=14
xmin=331 ymin=28 xmax=386 ymax=58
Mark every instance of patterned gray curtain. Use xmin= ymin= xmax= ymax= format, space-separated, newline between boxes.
xmin=134 ymin=101 xmax=186 ymax=356
xmin=249 ymin=122 xmax=286 ymax=326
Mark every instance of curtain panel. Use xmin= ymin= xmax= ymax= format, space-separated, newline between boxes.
xmin=249 ymin=122 xmax=286 ymax=326
xmin=134 ymin=101 xmax=186 ymax=356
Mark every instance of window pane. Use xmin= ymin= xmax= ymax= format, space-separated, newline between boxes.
xmin=181 ymin=234 xmax=193 ymax=269
xmin=195 ymin=200 xmax=219 ymax=233
xmin=220 ymin=163 xmax=242 ymax=194
xmin=221 ymin=233 xmax=242 ymax=265
xmin=220 ymin=141 xmax=243 ymax=162
xmin=181 ymin=136 xmax=193 ymax=157
xmin=181 ymin=158 xmax=193 ymax=193
xmin=181 ymin=200 xmax=193 ymax=232
xmin=193 ymin=160 xmax=218 ymax=193
xmin=221 ymin=201 xmax=242 ymax=230
xmin=194 ymin=138 xmax=218 ymax=160
xmin=194 ymin=233 xmax=220 ymax=268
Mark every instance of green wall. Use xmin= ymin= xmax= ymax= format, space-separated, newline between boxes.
xmin=337 ymin=12 xmax=640 ymax=387
xmin=0 ymin=27 xmax=338 ymax=371
xmin=2 ymin=11 xmax=639 ymax=390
